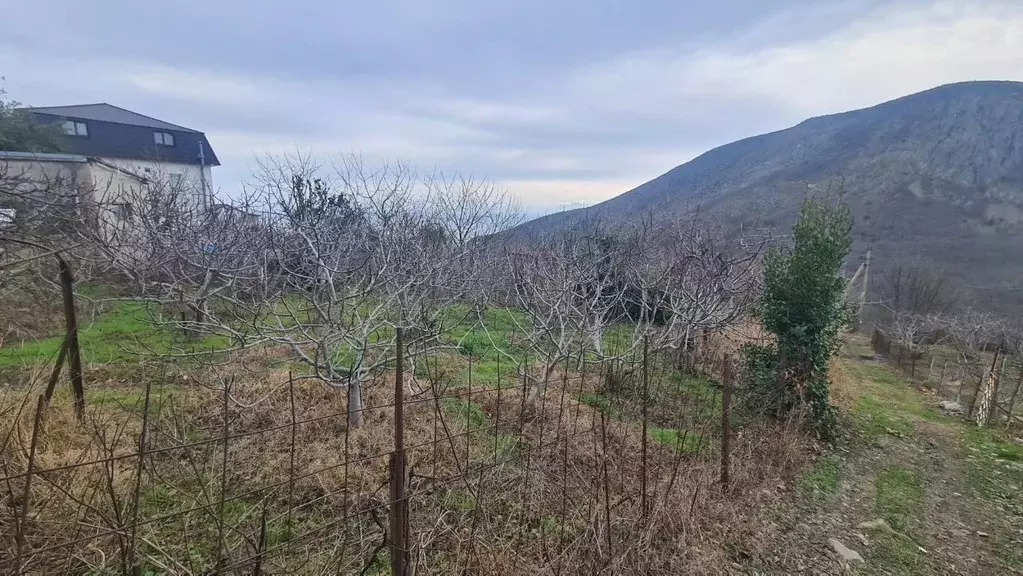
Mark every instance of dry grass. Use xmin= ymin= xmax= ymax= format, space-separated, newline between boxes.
xmin=0 ymin=335 xmax=818 ymax=575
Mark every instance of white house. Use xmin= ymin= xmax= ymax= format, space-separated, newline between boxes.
xmin=24 ymin=103 xmax=219 ymax=199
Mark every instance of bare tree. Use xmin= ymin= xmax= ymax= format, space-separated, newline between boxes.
xmin=935 ymin=311 xmax=1004 ymax=402
xmin=77 ymin=153 xmax=517 ymax=428
xmin=878 ymin=259 xmax=958 ymax=316
xmin=498 ymin=213 xmax=763 ymax=401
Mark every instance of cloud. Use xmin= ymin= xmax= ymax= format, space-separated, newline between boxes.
xmin=1 ymin=0 xmax=1022 ymax=210
xmin=677 ymin=0 xmax=1023 ymax=115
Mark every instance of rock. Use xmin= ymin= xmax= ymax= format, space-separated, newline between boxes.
xmin=855 ymin=532 xmax=870 ymax=546
xmin=939 ymin=400 xmax=965 ymax=414
xmin=829 ymin=538 xmax=865 ymax=564
xmin=858 ymin=518 xmax=893 ymax=532
xmin=977 ymin=531 xmax=990 ymax=538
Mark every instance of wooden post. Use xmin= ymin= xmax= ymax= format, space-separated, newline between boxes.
xmin=1005 ymin=368 xmax=1023 ymax=424
xmin=857 ymin=248 xmax=871 ymax=328
xmin=996 ymin=357 xmax=1008 ymax=406
xmin=389 ymin=328 xmax=409 ymax=576
xmin=42 ymin=334 xmax=70 ymax=403
xmin=720 ymin=355 xmax=733 ymax=489
xmin=970 ymin=347 xmax=1001 ymax=422
xmin=57 ymin=256 xmax=85 ymax=422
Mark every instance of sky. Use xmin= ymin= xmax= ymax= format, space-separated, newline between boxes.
xmin=2 ymin=0 xmax=1022 ymax=215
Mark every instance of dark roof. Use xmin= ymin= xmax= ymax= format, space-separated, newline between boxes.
xmin=25 ymin=103 xmax=220 ymax=166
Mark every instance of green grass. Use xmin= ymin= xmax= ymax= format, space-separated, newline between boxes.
xmin=797 ymin=454 xmax=842 ymax=499
xmin=581 ymin=392 xmax=706 ymax=454
xmin=648 ymin=425 xmax=704 ymax=455
xmin=853 ymin=394 xmax=915 ymax=440
xmin=444 ymin=396 xmax=490 ymax=430
xmin=579 ymin=392 xmax=620 ymax=417
xmin=961 ymin=426 xmax=1023 ymax=569
xmin=439 ymin=487 xmax=476 ymax=513
xmin=445 ymin=307 xmax=530 ymax=388
xmin=442 ymin=396 xmax=518 ymax=462
xmin=842 ymin=359 xmax=941 ymax=441
xmin=874 ymin=467 xmax=924 ymax=533
xmin=963 ymin=426 xmax=1023 ymax=503
xmin=870 ymin=466 xmax=928 ymax=573
xmin=0 ymin=301 xmax=228 ymax=368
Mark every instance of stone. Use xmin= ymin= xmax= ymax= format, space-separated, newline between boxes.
xmin=939 ymin=400 xmax=966 ymax=414
xmin=858 ymin=518 xmax=892 ymax=531
xmin=829 ymin=538 xmax=865 ymax=564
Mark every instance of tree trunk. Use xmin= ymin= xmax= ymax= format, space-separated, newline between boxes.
xmin=348 ymin=379 xmax=364 ymax=428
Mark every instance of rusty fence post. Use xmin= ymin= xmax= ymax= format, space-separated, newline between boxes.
xmin=15 ymin=395 xmax=46 ymax=574
xmin=389 ymin=328 xmax=409 ymax=576
xmin=720 ymin=355 xmax=733 ymax=489
xmin=57 ymin=256 xmax=85 ymax=422
xmin=640 ymin=336 xmax=649 ymax=518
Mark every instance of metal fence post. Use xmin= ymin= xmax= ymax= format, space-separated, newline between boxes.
xmin=389 ymin=328 xmax=409 ymax=576
xmin=14 ymin=395 xmax=46 ymax=575
xmin=720 ymin=355 xmax=733 ymax=489
xmin=640 ymin=336 xmax=649 ymax=518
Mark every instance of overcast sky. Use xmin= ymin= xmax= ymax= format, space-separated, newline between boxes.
xmin=2 ymin=0 xmax=1022 ymax=214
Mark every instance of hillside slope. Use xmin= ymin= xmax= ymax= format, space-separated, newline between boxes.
xmin=515 ymin=81 xmax=1023 ymax=309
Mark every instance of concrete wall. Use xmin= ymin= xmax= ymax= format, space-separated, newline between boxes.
xmin=100 ymin=158 xmax=213 ymax=196
xmin=0 ymin=155 xmax=92 ymax=231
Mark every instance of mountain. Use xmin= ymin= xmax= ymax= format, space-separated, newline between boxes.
xmin=513 ymin=81 xmax=1023 ymax=310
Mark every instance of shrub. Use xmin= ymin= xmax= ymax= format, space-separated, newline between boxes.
xmin=743 ymin=193 xmax=853 ymax=438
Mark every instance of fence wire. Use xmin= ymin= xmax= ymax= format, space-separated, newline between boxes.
xmin=870 ymin=328 xmax=1023 ymax=427
xmin=0 ymin=334 xmax=747 ymax=575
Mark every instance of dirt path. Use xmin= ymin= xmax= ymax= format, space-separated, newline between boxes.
xmin=739 ymin=339 xmax=1023 ymax=575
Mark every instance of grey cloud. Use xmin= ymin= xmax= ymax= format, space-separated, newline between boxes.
xmin=2 ymin=0 xmax=1021 ymax=209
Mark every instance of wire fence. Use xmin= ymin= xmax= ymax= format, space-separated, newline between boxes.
xmin=0 ymin=329 xmax=781 ymax=575
xmin=870 ymin=328 xmax=1023 ymax=428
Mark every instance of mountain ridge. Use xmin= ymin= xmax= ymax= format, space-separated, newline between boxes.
xmin=512 ymin=81 xmax=1023 ymax=309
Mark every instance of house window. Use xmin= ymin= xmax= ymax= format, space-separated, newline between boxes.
xmin=111 ymin=203 xmax=133 ymax=221
xmin=62 ymin=120 xmax=89 ymax=136
xmin=154 ymin=131 xmax=175 ymax=146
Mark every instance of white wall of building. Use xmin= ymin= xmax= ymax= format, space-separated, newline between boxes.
xmin=99 ymin=158 xmax=213 ymax=195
